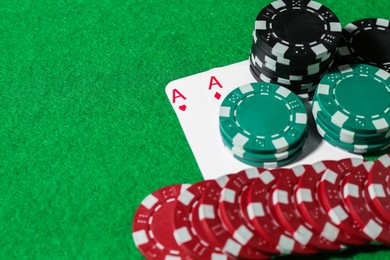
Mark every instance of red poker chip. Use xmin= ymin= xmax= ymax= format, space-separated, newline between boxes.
xmin=318 ymin=158 xmax=372 ymax=243
xmin=272 ymin=164 xmax=344 ymax=251
xmin=295 ymin=161 xmax=366 ymax=245
xmin=366 ymin=154 xmax=390 ymax=224
xmin=219 ymin=168 xmax=281 ymax=255
xmin=199 ymin=175 xmax=270 ymax=259
xmin=173 ymin=180 xmax=232 ymax=259
xmin=238 ymin=180 xmax=256 ymax=228
xmin=342 ymin=161 xmax=390 ymax=245
xmin=247 ymin=168 xmax=318 ymax=255
xmin=132 ymin=184 xmax=194 ymax=260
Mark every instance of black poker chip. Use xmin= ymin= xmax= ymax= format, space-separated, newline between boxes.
xmin=335 ymin=18 xmax=390 ymax=72
xmin=249 ymin=0 xmax=341 ymax=95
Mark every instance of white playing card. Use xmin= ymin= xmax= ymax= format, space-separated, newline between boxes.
xmin=165 ymin=70 xmax=229 ymax=175
xmin=166 ymin=60 xmax=362 ymax=180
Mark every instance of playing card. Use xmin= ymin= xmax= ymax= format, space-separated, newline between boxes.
xmin=165 ymin=70 xmax=230 ymax=175
xmin=166 ymin=60 xmax=362 ymax=180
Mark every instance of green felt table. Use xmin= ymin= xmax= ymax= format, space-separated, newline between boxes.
xmin=1 ymin=0 xmax=389 ymax=259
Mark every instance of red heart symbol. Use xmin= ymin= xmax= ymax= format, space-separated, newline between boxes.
xmin=179 ymin=105 xmax=187 ymax=111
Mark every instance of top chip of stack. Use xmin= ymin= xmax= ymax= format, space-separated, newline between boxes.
xmin=336 ymin=18 xmax=390 ymax=72
xmin=219 ymin=82 xmax=308 ymax=168
xmin=249 ymin=0 xmax=342 ymax=96
xmin=312 ymin=63 xmax=390 ymax=154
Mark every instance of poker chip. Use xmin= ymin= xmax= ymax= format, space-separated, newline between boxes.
xmin=219 ymin=82 xmax=308 ymax=167
xmin=318 ymin=158 xmax=372 ymax=243
xmin=249 ymin=62 xmax=324 ymax=90
xmin=173 ymin=180 xmax=231 ymax=259
xmin=313 ymin=102 xmax=390 ymax=154
xmin=312 ymin=63 xmax=390 ymax=154
xmin=238 ymin=179 xmax=257 ymax=227
xmin=366 ymin=154 xmax=390 ymax=224
xmin=295 ymin=161 xmax=367 ymax=245
xmin=219 ymin=168 xmax=281 ymax=254
xmin=248 ymin=65 xmax=318 ymax=98
xmin=272 ymin=165 xmax=344 ymax=251
xmin=221 ymin=128 xmax=307 ymax=163
xmin=254 ymin=0 xmax=341 ymax=59
xmin=315 ymin=64 xmax=390 ymax=134
xmin=250 ymin=0 xmax=341 ymax=94
xmin=336 ymin=18 xmax=390 ymax=72
xmin=132 ymin=184 xmax=193 ymax=260
xmin=226 ymin=143 xmax=304 ymax=168
xmin=250 ymin=54 xmax=328 ymax=84
xmin=247 ymin=169 xmax=318 ymax=255
xmin=133 ymin=156 xmax=390 ymax=259
xmin=251 ymin=42 xmax=334 ymax=70
xmin=198 ymin=175 xmax=269 ymax=259
xmin=342 ymin=161 xmax=390 ymax=245
xmin=312 ymin=100 xmax=390 ymax=145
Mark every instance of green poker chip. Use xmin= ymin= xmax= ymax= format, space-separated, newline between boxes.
xmin=315 ymin=109 xmax=390 ymax=154
xmin=227 ymin=144 xmax=304 ymax=168
xmin=219 ymin=82 xmax=308 ymax=154
xmin=220 ymin=128 xmax=307 ymax=162
xmin=315 ymin=63 xmax=390 ymax=134
xmin=312 ymin=99 xmax=390 ymax=145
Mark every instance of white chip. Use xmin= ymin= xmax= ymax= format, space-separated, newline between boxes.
xmin=240 ymin=84 xmax=255 ymax=94
xmin=296 ymin=113 xmax=307 ymax=124
xmin=312 ymin=161 xmax=327 ymax=173
xmin=234 ymin=225 xmax=253 ymax=245
xmin=178 ymin=190 xmax=195 ymax=206
xmin=294 ymin=225 xmax=313 ymax=245
xmin=363 ymin=219 xmax=383 ymax=240
xmin=344 ymin=183 xmax=360 ymax=198
xmin=221 ymin=188 xmax=236 ymax=204
xmin=276 ymin=86 xmax=291 ymax=98
xmin=331 ymin=111 xmax=348 ymax=127
xmin=219 ymin=106 xmax=231 ymax=118
xmin=133 ymin=230 xmax=149 ymax=246
xmin=380 ymin=154 xmax=390 ymax=168
xmin=277 ymin=234 xmax=294 ymax=254
xmin=174 ymin=227 xmax=192 ymax=244
xmin=216 ymin=175 xmax=229 ymax=188
xmin=274 ymin=189 xmax=289 ymax=204
xmin=272 ymin=42 xmax=288 ymax=56
xmin=232 ymin=133 xmax=249 ymax=146
xmin=245 ymin=168 xmax=260 ymax=179
xmin=321 ymin=222 xmax=340 ymax=242
xmin=328 ymin=205 xmax=348 ymax=224
xmin=141 ymin=194 xmax=159 ymax=210
xmin=296 ymin=188 xmax=313 ymax=204
xmin=199 ymin=204 xmax=215 ymax=220
xmin=311 ymin=44 xmax=327 ymax=56
xmin=248 ymin=202 xmax=265 ymax=220
xmin=317 ymin=84 xmax=330 ymax=95
xmin=255 ymin=20 xmax=267 ymax=30
xmin=260 ymin=170 xmax=275 ymax=184
xmin=211 ymin=253 xmax=228 ymax=260
xmin=323 ymin=170 xmax=337 ymax=184
xmin=272 ymin=137 xmax=289 ymax=151
xmin=368 ymin=184 xmax=386 ymax=199
xmin=223 ymin=239 xmax=242 ymax=257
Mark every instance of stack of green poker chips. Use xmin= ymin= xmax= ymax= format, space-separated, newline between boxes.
xmin=312 ymin=64 xmax=390 ymax=154
xmin=219 ymin=82 xmax=308 ymax=168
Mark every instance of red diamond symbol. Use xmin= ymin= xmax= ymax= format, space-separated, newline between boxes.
xmin=214 ymin=92 xmax=221 ymax=100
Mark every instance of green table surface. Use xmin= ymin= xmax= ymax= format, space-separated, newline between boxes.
xmin=1 ymin=0 xmax=390 ymax=259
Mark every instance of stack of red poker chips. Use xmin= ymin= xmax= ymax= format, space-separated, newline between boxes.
xmin=132 ymin=154 xmax=390 ymax=259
